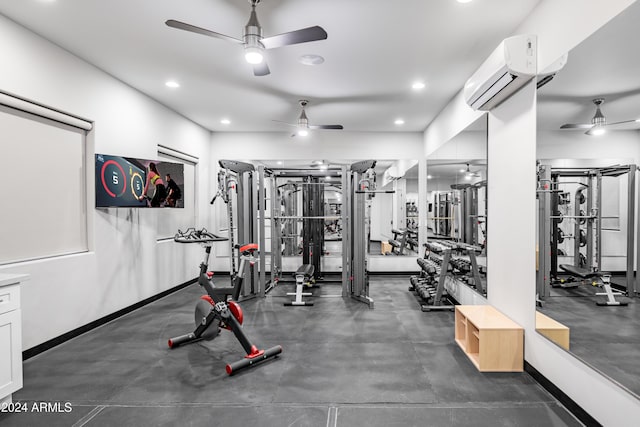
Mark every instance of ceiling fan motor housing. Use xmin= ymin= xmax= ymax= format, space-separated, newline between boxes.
xmin=591 ymin=98 xmax=606 ymax=126
xmin=244 ymin=4 xmax=264 ymax=49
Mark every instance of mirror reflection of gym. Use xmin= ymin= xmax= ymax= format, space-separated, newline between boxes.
xmin=422 ymin=114 xmax=488 ymax=302
xmin=369 ymin=160 xmax=419 ymax=257
xmin=535 ymin=1 xmax=640 ymax=400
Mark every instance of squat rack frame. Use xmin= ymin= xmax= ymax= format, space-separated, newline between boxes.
xmin=537 ymin=163 xmax=638 ymax=301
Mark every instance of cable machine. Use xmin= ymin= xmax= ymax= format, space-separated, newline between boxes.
xmin=263 ymin=160 xmax=377 ymax=308
xmin=216 ymin=160 xmax=264 ymax=299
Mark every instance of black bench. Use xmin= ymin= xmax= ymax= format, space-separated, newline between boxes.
xmin=559 ymin=264 xmax=627 ymax=306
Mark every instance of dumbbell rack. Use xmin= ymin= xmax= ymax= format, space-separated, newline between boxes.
xmin=408 ymin=242 xmax=455 ymax=312
xmin=409 ymin=241 xmax=486 ymax=312
xmin=429 ymin=241 xmax=486 ymax=296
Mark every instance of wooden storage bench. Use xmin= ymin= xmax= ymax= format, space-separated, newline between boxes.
xmin=536 ymin=311 xmax=570 ymax=351
xmin=455 ymin=305 xmax=524 ymax=372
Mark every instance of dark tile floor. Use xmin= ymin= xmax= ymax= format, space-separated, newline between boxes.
xmin=1 ymin=276 xmax=582 ymax=426
xmin=539 ymin=281 xmax=640 ymax=398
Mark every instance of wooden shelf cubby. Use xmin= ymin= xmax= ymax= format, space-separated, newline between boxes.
xmin=454 ymin=305 xmax=524 ymax=372
xmin=535 ymin=311 xmax=570 ymax=351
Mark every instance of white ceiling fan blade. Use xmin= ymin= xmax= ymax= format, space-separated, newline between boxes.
xmin=272 ymin=120 xmax=297 ymax=127
xmin=261 ymin=26 xmax=327 ymax=49
xmin=165 ymin=20 xmax=243 ymax=44
xmin=252 ymin=61 xmax=270 ymax=76
xmin=606 ymin=119 xmax=639 ymax=126
xmin=309 ymin=124 xmax=343 ymax=130
xmin=560 ymin=123 xmax=593 ymax=129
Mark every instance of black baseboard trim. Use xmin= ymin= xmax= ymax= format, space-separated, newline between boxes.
xmin=22 ymin=278 xmax=197 ymax=361
xmin=524 ymin=361 xmax=601 ymax=427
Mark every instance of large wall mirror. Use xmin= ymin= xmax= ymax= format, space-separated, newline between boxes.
xmin=427 ymin=114 xmax=488 ymax=300
xmin=535 ymin=2 xmax=640 ymax=399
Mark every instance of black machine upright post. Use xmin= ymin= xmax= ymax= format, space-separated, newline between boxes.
xmin=302 ymin=176 xmax=324 ymax=278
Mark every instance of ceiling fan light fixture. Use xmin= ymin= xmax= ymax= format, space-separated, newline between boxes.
xmin=590 ymin=126 xmax=606 ymax=136
xmin=297 ymin=129 xmax=309 ymax=137
xmin=244 ymin=46 xmax=264 ymax=64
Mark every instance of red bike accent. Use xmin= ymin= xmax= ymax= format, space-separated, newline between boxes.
xmin=239 ymin=243 xmax=258 ymax=254
xmin=228 ymin=301 xmax=244 ymax=325
xmin=246 ymin=345 xmax=265 ymax=359
xmin=168 ymin=339 xmax=174 ymax=348
xmin=206 ymin=271 xmax=214 ymax=278
xmin=200 ymin=295 xmax=215 ymax=305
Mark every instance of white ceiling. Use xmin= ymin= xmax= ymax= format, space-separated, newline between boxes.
xmin=0 ymin=0 xmax=540 ymax=133
xmin=537 ymin=2 xmax=640 ymax=132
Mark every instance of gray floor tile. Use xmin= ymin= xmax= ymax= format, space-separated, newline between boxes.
xmin=0 ymin=403 xmax=96 ymax=427
xmin=86 ymin=405 xmax=328 ymax=427
xmin=10 ymin=276 xmax=580 ymax=426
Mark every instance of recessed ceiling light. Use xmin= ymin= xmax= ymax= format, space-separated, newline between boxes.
xmin=427 ymin=175 xmax=432 ymax=179
xmin=457 ymin=0 xmax=473 ymax=3
xmin=299 ymin=54 xmax=325 ymax=65
xmin=220 ymin=119 xmax=231 ymax=125
xmin=635 ymin=119 xmax=640 ymax=123
xmin=394 ymin=119 xmax=405 ymax=125
xmin=165 ymin=80 xmax=180 ymax=88
xmin=412 ymin=81 xmax=426 ymax=90
xmin=320 ymin=165 xmax=328 ymax=171
xmin=459 ymin=168 xmax=466 ymax=173
xmin=277 ymin=161 xmax=283 ymax=165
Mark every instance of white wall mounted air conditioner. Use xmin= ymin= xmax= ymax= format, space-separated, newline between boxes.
xmin=464 ymin=35 xmax=537 ymax=111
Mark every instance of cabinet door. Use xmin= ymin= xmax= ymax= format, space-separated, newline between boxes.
xmin=0 ymin=309 xmax=23 ymax=398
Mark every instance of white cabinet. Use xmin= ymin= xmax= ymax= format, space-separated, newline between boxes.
xmin=0 ymin=274 xmax=26 ymax=404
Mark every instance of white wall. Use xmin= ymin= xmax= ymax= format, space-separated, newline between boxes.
xmin=210 ymin=131 xmax=423 ymax=160
xmin=428 ymin=129 xmax=487 ymax=160
xmin=422 ymin=1 xmax=640 ymax=424
xmin=0 ymin=15 xmax=212 ymax=350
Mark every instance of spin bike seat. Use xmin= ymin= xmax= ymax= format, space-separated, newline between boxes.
xmin=238 ymin=243 xmax=258 ymax=256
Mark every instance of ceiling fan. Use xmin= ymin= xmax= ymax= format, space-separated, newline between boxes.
xmin=274 ymin=100 xmax=344 ymax=137
xmin=165 ymin=0 xmax=328 ymax=76
xmin=560 ymin=98 xmax=639 ymax=136
xmin=461 ymin=163 xmax=481 ymax=180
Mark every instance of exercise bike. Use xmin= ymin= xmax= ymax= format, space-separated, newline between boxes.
xmin=168 ymin=228 xmax=282 ymax=375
